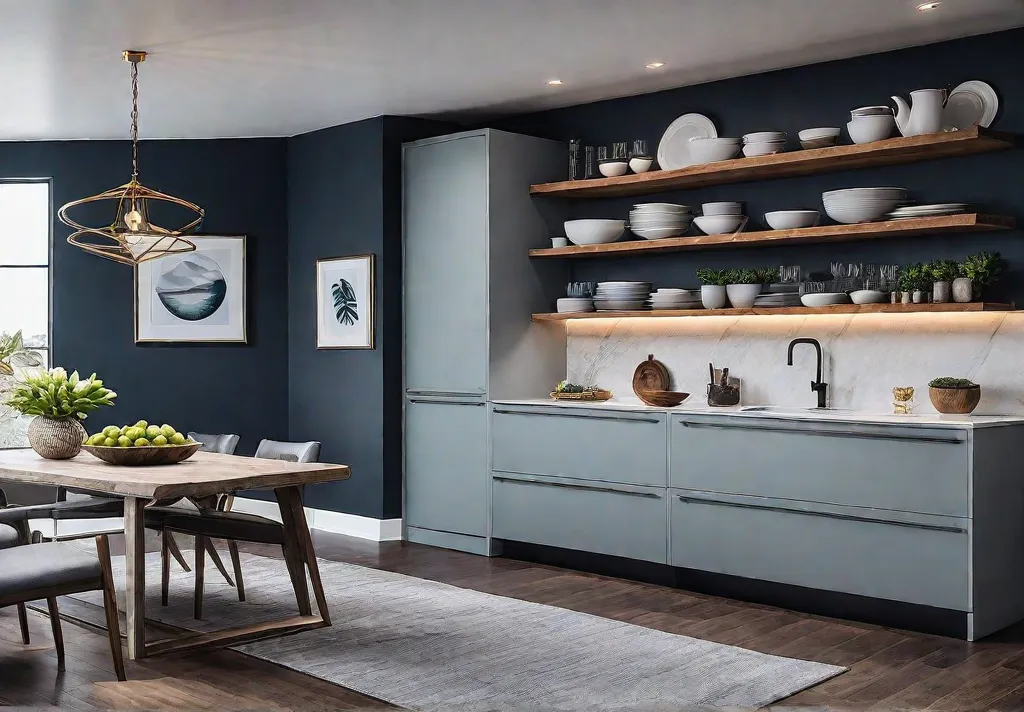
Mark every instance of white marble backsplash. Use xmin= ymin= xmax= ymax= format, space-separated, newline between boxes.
xmin=566 ymin=313 xmax=1024 ymax=415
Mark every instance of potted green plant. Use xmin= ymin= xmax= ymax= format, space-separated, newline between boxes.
xmin=927 ymin=377 xmax=981 ymax=414
xmin=5 ymin=367 xmax=117 ymax=459
xmin=696 ymin=268 xmax=730 ymax=309
xmin=725 ymin=268 xmax=762 ymax=308
xmin=756 ymin=266 xmax=780 ymax=287
xmin=898 ymin=263 xmax=923 ymax=304
xmin=956 ymin=251 xmax=1005 ymax=302
xmin=927 ymin=260 xmax=959 ymax=304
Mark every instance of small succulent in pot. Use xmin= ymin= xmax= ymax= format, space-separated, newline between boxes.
xmin=927 ymin=377 xmax=981 ymax=415
xmin=696 ymin=268 xmax=730 ymax=309
xmin=899 ymin=263 xmax=929 ymax=303
xmin=5 ymin=368 xmax=117 ymax=459
xmin=959 ymin=251 xmax=1006 ymax=301
xmin=927 ymin=260 xmax=959 ymax=304
xmin=756 ymin=266 xmax=781 ymax=286
xmin=725 ymin=268 xmax=763 ymax=308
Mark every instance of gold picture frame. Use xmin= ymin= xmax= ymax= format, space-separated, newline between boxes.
xmin=134 ymin=234 xmax=247 ymax=344
xmin=316 ymin=254 xmax=375 ymax=349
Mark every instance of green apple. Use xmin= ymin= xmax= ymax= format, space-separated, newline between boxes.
xmin=169 ymin=432 xmax=186 ymax=445
xmin=134 ymin=438 xmax=151 ymax=447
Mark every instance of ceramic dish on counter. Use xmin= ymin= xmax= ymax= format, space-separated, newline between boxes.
xmin=849 ymin=290 xmax=889 ymax=304
xmin=764 ymin=210 xmax=820 ymax=230
xmin=564 ymin=219 xmax=625 ymax=245
xmin=943 ymin=80 xmax=998 ymax=130
xmin=657 ymin=113 xmax=718 ymax=170
xmin=800 ymin=292 xmax=852 ymax=307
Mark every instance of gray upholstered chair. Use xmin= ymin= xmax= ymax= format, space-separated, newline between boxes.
xmin=0 ymin=520 xmax=30 ymax=646
xmin=187 ymin=432 xmax=241 ymax=455
xmin=162 ymin=439 xmax=320 ymax=619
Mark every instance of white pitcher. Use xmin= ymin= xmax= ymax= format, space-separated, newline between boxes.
xmin=892 ymin=89 xmax=947 ymax=137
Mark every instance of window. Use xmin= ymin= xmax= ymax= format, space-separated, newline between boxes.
xmin=0 ymin=181 xmax=50 ymax=363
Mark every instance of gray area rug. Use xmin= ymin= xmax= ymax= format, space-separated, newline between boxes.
xmin=70 ymin=552 xmax=844 ymax=710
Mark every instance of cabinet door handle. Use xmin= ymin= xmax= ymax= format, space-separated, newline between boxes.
xmin=408 ymin=398 xmax=486 ymax=406
xmin=494 ymin=475 xmax=662 ymax=499
xmin=676 ymin=495 xmax=967 ymax=534
xmin=677 ymin=420 xmax=964 ymax=444
xmin=493 ymin=409 xmax=659 ymax=424
xmin=407 ymin=389 xmax=485 ymax=397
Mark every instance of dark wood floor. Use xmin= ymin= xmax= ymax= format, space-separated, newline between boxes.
xmin=4 ymin=530 xmax=1024 ymax=710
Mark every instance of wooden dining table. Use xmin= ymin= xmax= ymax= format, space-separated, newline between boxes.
xmin=0 ymin=448 xmax=351 ymax=660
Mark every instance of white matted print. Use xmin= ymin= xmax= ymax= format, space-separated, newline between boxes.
xmin=317 ymin=254 xmax=375 ymax=349
xmin=135 ymin=235 xmax=247 ymax=343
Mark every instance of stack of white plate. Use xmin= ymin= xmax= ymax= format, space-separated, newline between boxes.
xmin=593 ymin=281 xmax=652 ymax=311
xmin=629 ymin=203 xmax=693 ymax=240
xmin=556 ymin=297 xmax=595 ymax=314
xmin=754 ymin=292 xmax=803 ymax=307
xmin=887 ymin=203 xmax=969 ymax=220
xmin=646 ymin=288 xmax=701 ymax=310
xmin=743 ymin=131 xmax=787 ymax=157
xmin=822 ymin=187 xmax=907 ymax=224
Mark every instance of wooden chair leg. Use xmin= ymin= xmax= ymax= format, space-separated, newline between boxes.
xmin=193 ymin=534 xmax=206 ymax=620
xmin=95 ymin=535 xmax=126 ymax=682
xmin=16 ymin=602 xmax=29 ymax=644
xmin=228 ymin=541 xmax=245 ymax=602
xmin=280 ymin=542 xmax=311 ymax=616
xmin=164 ymin=532 xmax=191 ymax=572
xmin=205 ymin=539 xmax=235 ymax=587
xmin=46 ymin=597 xmax=65 ymax=672
xmin=161 ymin=530 xmax=171 ymax=606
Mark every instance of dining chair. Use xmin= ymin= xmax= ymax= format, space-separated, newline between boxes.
xmin=0 ymin=532 xmax=125 ymax=681
xmin=0 ymin=519 xmax=30 ymax=646
xmin=161 ymin=439 xmax=320 ymax=619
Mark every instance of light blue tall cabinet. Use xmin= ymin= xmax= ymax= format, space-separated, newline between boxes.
xmin=402 ymin=129 xmax=566 ymax=555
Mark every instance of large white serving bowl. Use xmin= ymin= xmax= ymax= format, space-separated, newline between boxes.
xmin=822 ymin=187 xmax=907 ymax=223
xmin=688 ymin=137 xmax=742 ymax=164
xmin=694 ymin=214 xmax=746 ymax=235
xmin=764 ymin=210 xmax=820 ymax=230
xmin=801 ymin=293 xmax=851 ymax=307
xmin=742 ymin=141 xmax=786 ymax=157
xmin=564 ymin=219 xmax=625 ymax=245
xmin=849 ymin=290 xmax=889 ymax=304
xmin=847 ymin=115 xmax=896 ymax=144
xmin=701 ymin=201 xmax=744 ymax=216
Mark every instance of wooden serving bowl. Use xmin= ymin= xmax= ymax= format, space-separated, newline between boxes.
xmin=636 ymin=389 xmax=690 ymax=407
xmin=928 ymin=385 xmax=981 ymax=415
xmin=81 ymin=442 xmax=201 ymax=466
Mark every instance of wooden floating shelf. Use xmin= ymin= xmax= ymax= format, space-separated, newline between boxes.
xmin=532 ymin=303 xmax=1016 ymax=322
xmin=529 ymin=214 xmax=1015 ymax=258
xmin=530 ymin=127 xmax=1016 ymax=198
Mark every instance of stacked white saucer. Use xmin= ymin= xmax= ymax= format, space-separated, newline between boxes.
xmin=887 ymin=203 xmax=968 ymax=220
xmin=629 ymin=203 xmax=693 ymax=240
xmin=646 ymin=288 xmax=702 ymax=310
xmin=743 ymin=131 xmax=787 ymax=157
xmin=593 ymin=281 xmax=651 ymax=311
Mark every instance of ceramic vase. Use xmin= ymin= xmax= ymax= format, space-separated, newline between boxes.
xmin=900 ymin=291 xmax=911 ymax=304
xmin=701 ymin=285 xmax=728 ymax=310
xmin=912 ymin=290 xmax=924 ymax=304
xmin=27 ymin=415 xmax=86 ymax=460
xmin=952 ymin=277 xmax=973 ymax=303
xmin=725 ymin=283 xmax=761 ymax=309
xmin=933 ymin=281 xmax=950 ymax=303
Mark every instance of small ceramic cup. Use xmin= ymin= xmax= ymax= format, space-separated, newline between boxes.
xmin=551 ymin=237 xmax=569 ymax=248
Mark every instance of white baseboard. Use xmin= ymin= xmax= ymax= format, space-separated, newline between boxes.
xmin=232 ymin=497 xmax=402 ymax=542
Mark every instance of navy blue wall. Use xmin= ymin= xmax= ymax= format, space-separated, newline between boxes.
xmin=494 ymin=29 xmax=1024 ymax=303
xmin=0 ymin=139 xmax=289 ymax=456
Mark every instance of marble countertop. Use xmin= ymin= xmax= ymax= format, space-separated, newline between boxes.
xmin=491 ymin=398 xmax=1024 ymax=429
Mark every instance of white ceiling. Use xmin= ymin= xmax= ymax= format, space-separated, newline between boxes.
xmin=2 ymin=0 xmax=1023 ymax=140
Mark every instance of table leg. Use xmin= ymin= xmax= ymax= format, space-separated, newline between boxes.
xmin=275 ymin=486 xmax=331 ymax=625
xmin=124 ymin=496 xmax=147 ymax=659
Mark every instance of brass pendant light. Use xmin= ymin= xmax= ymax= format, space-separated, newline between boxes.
xmin=59 ymin=51 xmax=204 ymax=265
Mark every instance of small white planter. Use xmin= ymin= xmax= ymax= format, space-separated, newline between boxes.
xmin=901 ymin=291 xmax=912 ymax=304
xmin=701 ymin=285 xmax=728 ymax=310
xmin=933 ymin=281 xmax=950 ymax=303
xmin=912 ymin=290 xmax=924 ymax=304
xmin=953 ymin=277 xmax=973 ymax=303
xmin=725 ymin=283 xmax=761 ymax=309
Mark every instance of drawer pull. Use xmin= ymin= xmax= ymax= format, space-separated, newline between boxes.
xmin=407 ymin=389 xmax=485 ymax=397
xmin=676 ymin=495 xmax=967 ymax=533
xmin=495 ymin=476 xmax=662 ymax=499
xmin=493 ymin=409 xmax=659 ymax=424
xmin=677 ymin=420 xmax=963 ymax=444
xmin=408 ymin=399 xmax=486 ymax=406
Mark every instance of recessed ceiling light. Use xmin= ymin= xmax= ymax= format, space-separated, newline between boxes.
xmin=646 ymin=61 xmax=666 ymax=69
xmin=917 ymin=1 xmax=941 ymax=10
xmin=546 ymin=79 xmax=563 ymax=86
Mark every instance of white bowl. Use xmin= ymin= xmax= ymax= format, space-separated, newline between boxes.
xmin=598 ymin=161 xmax=629 ymax=177
xmin=726 ymin=283 xmax=762 ymax=308
xmin=822 ymin=187 xmax=907 ymax=198
xmin=564 ymin=219 xmax=625 ymax=245
xmin=742 ymin=141 xmax=786 ymax=157
xmin=851 ymin=105 xmax=893 ymax=117
xmin=743 ymin=131 xmax=787 ymax=143
xmin=764 ymin=210 xmax=820 ymax=230
xmin=822 ymin=187 xmax=907 ymax=223
xmin=847 ymin=115 xmax=896 ymax=144
xmin=798 ymin=127 xmax=842 ymax=141
xmin=701 ymin=201 xmax=743 ymax=216
xmin=800 ymin=293 xmax=852 ymax=307
xmin=688 ymin=137 xmax=741 ymax=164
xmin=632 ymin=226 xmax=688 ymax=240
xmin=556 ymin=298 xmax=595 ymax=313
xmin=849 ymin=290 xmax=889 ymax=305
xmin=628 ymin=156 xmax=653 ymax=173
xmin=693 ymin=214 xmax=746 ymax=235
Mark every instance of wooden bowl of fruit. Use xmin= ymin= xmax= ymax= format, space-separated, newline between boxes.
xmin=82 ymin=421 xmax=200 ymax=466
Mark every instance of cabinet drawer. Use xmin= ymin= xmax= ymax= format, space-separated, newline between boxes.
xmin=671 ymin=490 xmax=969 ymax=610
xmin=492 ymin=475 xmax=667 ymax=563
xmin=671 ymin=417 xmax=969 ymax=516
xmin=493 ymin=407 xmax=667 ymax=486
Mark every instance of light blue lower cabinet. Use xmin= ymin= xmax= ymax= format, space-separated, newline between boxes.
xmin=670 ymin=489 xmax=970 ymax=611
xmin=491 ymin=473 xmax=668 ymax=563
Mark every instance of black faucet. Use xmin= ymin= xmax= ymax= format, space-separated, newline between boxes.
xmin=787 ymin=338 xmax=828 ymax=409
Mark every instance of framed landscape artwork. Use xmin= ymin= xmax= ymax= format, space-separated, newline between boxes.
xmin=135 ymin=235 xmax=247 ymax=343
xmin=316 ymin=254 xmax=375 ymax=349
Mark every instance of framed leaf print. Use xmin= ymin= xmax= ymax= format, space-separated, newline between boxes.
xmin=316 ymin=254 xmax=375 ymax=349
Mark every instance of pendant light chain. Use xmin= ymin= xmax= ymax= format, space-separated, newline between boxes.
xmin=130 ymin=59 xmax=140 ymax=182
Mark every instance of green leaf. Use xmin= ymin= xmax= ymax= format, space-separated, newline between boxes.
xmin=332 ymin=279 xmax=359 ymax=326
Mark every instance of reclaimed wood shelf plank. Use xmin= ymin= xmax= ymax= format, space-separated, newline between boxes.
xmin=532 ymin=302 xmax=1016 ymax=321
xmin=530 ymin=127 xmax=1016 ymax=198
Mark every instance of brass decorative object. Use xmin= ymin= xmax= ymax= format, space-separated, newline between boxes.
xmin=58 ymin=51 xmax=204 ymax=266
xmin=893 ymin=386 xmax=915 ymax=414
